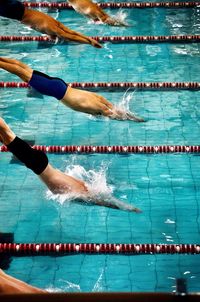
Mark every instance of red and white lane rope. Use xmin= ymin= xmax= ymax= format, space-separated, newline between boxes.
xmin=0 ymin=243 xmax=200 ymax=255
xmin=1 ymin=81 xmax=200 ymax=90
xmin=23 ymin=1 xmax=200 ymax=9
xmin=1 ymin=34 xmax=200 ymax=43
xmin=0 ymin=145 xmax=200 ymax=154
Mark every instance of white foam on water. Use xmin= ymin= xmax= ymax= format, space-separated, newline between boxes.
xmin=112 ymin=88 xmax=139 ymax=120
xmin=45 ymin=281 xmax=81 ymax=293
xmin=87 ymin=9 xmax=128 ymax=25
xmin=113 ymin=9 xmax=128 ymax=23
xmin=92 ymin=268 xmax=105 ymax=292
xmin=46 ymin=161 xmax=114 ymax=206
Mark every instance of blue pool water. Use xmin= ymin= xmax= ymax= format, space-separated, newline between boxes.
xmin=0 ymin=0 xmax=200 ymax=293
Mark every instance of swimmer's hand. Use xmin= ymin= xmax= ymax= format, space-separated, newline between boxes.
xmin=132 ymin=207 xmax=142 ymax=213
xmin=86 ymin=193 xmax=142 ymax=213
xmin=88 ymin=37 xmax=102 ymax=48
xmin=109 ymin=108 xmax=145 ymax=122
xmin=102 ymin=17 xmax=129 ymax=27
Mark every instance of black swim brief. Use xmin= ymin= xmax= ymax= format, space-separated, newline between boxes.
xmin=29 ymin=70 xmax=68 ymax=100
xmin=0 ymin=0 xmax=25 ymax=21
xmin=7 ymin=136 xmax=48 ymax=175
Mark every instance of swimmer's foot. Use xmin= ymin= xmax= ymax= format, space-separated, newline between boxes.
xmin=0 ymin=118 xmax=16 ymax=145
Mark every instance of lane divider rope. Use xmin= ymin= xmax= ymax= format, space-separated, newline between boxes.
xmin=23 ymin=1 xmax=200 ymax=9
xmin=1 ymin=35 xmax=200 ymax=43
xmin=1 ymin=82 xmax=200 ymax=90
xmin=0 ymin=243 xmax=199 ymax=255
xmin=0 ymin=145 xmax=200 ymax=154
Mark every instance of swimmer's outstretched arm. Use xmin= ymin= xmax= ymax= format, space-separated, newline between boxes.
xmin=62 ymin=87 xmax=145 ymax=121
xmin=0 ymin=269 xmax=45 ymax=294
xmin=86 ymin=194 xmax=141 ymax=213
xmin=68 ymin=0 xmax=128 ymax=26
xmin=21 ymin=7 xmax=101 ymax=48
xmin=0 ymin=57 xmax=145 ymax=121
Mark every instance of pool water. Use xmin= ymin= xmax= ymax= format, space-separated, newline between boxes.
xmin=0 ymin=0 xmax=200 ymax=293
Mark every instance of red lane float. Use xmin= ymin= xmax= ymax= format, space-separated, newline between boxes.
xmin=0 ymin=243 xmax=200 ymax=255
xmin=0 ymin=81 xmax=200 ymax=90
xmin=0 ymin=145 xmax=200 ymax=154
xmin=0 ymin=34 xmax=200 ymax=43
xmin=22 ymin=2 xmax=200 ymax=9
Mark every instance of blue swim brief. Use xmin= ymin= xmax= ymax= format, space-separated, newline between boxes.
xmin=0 ymin=0 xmax=25 ymax=21
xmin=29 ymin=70 xmax=68 ymax=100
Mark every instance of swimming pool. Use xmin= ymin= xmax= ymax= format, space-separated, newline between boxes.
xmin=0 ymin=0 xmax=200 ymax=293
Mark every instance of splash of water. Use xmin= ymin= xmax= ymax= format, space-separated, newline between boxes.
xmin=45 ymin=281 xmax=81 ymax=293
xmin=87 ymin=9 xmax=128 ymax=26
xmin=45 ymin=286 xmax=63 ymax=293
xmin=111 ymin=88 xmax=137 ymax=120
xmin=92 ymin=268 xmax=105 ymax=292
xmin=46 ymin=162 xmax=114 ymax=206
xmin=112 ymin=9 xmax=128 ymax=25
xmin=119 ymin=88 xmax=136 ymax=111
xmin=88 ymin=88 xmax=144 ymax=122
xmin=61 ymin=280 xmax=81 ymax=292
xmin=87 ymin=19 xmax=103 ymax=25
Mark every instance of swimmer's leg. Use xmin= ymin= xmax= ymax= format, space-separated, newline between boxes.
xmin=0 ymin=57 xmax=32 ymax=82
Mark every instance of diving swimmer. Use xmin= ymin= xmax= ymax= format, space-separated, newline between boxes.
xmin=0 ymin=57 xmax=145 ymax=121
xmin=0 ymin=0 xmax=101 ymax=48
xmin=0 ymin=117 xmax=141 ymax=212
